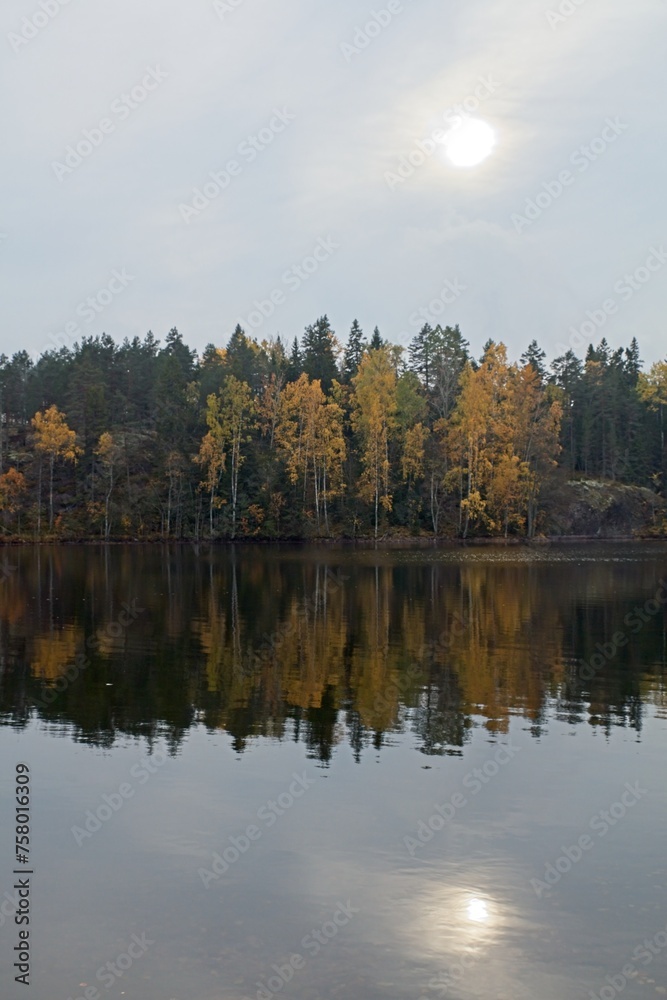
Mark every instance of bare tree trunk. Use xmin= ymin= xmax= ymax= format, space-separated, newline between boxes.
xmin=166 ymin=474 xmax=172 ymax=538
xmin=430 ymin=472 xmax=440 ymax=535
xmin=37 ymin=457 xmax=42 ymax=536
xmin=313 ymin=456 xmax=320 ymax=528
xmin=49 ymin=453 xmax=55 ymax=531
xmin=231 ymin=437 xmax=239 ymax=539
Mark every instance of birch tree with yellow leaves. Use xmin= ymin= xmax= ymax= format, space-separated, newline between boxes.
xmin=95 ymin=431 xmax=123 ymax=539
xmin=446 ymin=350 xmax=499 ymax=537
xmin=31 ymin=405 xmax=81 ymax=534
xmin=351 ymin=347 xmax=398 ymax=538
xmin=197 ymin=376 xmax=257 ymax=538
xmin=447 ymin=343 xmax=561 ymax=537
xmin=275 ymin=373 xmax=345 ymax=531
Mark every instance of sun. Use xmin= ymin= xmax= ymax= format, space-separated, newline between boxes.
xmin=466 ymin=897 xmax=490 ymax=922
xmin=442 ymin=118 xmax=496 ymax=168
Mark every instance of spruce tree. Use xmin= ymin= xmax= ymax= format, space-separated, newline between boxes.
xmin=342 ymin=320 xmax=367 ymax=383
xmin=369 ymin=326 xmax=384 ymax=351
xmin=301 ymin=316 xmax=339 ymax=391
xmin=520 ymin=339 xmax=547 ymax=382
xmin=286 ymin=337 xmax=303 ymax=383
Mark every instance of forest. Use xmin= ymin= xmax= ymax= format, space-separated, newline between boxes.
xmin=0 ymin=319 xmax=666 ymax=540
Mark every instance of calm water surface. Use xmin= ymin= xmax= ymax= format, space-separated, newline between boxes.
xmin=1 ymin=544 xmax=666 ymax=1000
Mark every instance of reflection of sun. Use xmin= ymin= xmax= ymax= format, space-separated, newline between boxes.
xmin=467 ymin=897 xmax=489 ymax=922
xmin=405 ymin=884 xmax=505 ymax=959
xmin=442 ymin=119 xmax=496 ymax=167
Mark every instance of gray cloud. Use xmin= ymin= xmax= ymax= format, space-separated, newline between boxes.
xmin=2 ymin=0 xmax=666 ymax=363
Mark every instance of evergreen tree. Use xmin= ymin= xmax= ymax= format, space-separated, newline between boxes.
xmin=198 ymin=343 xmax=226 ymax=401
xmin=430 ymin=325 xmax=470 ymax=422
xmin=301 ymin=316 xmax=339 ymax=392
xmin=154 ymin=329 xmax=197 ymax=445
xmin=520 ymin=340 xmax=548 ymax=382
xmin=115 ymin=333 xmax=160 ymax=425
xmin=408 ymin=324 xmax=434 ymax=392
xmin=342 ymin=320 xmax=367 ymax=383
xmin=624 ymin=337 xmax=642 ymax=379
xmin=286 ymin=337 xmax=303 ymax=383
xmin=224 ymin=325 xmax=260 ymax=388
xmin=369 ymin=326 xmax=384 ymax=351
xmin=550 ymin=350 xmax=583 ymax=472
xmin=263 ymin=336 xmax=288 ymax=381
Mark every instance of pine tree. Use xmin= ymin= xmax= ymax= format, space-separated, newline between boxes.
xmin=408 ymin=324 xmax=434 ymax=392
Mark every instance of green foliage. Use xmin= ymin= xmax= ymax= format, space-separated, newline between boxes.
xmin=301 ymin=316 xmax=339 ymax=391
xmin=342 ymin=320 xmax=366 ymax=384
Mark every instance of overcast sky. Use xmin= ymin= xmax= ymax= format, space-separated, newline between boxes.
xmin=2 ymin=0 xmax=666 ymax=367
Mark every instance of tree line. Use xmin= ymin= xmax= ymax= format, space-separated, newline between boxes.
xmin=0 ymin=320 xmax=666 ymax=539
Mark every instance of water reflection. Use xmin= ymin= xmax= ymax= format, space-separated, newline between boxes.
xmin=0 ymin=544 xmax=666 ymax=758
xmin=1 ymin=546 xmax=667 ymax=1000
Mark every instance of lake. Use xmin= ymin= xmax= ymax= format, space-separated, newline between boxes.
xmin=1 ymin=543 xmax=666 ymax=1000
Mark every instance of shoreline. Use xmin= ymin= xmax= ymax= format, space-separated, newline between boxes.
xmin=1 ymin=534 xmax=665 ymax=548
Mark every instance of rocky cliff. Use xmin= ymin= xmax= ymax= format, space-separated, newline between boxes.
xmin=544 ymin=480 xmax=666 ymax=538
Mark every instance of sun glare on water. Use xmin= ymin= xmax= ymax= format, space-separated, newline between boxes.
xmin=442 ymin=119 xmax=496 ymax=167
